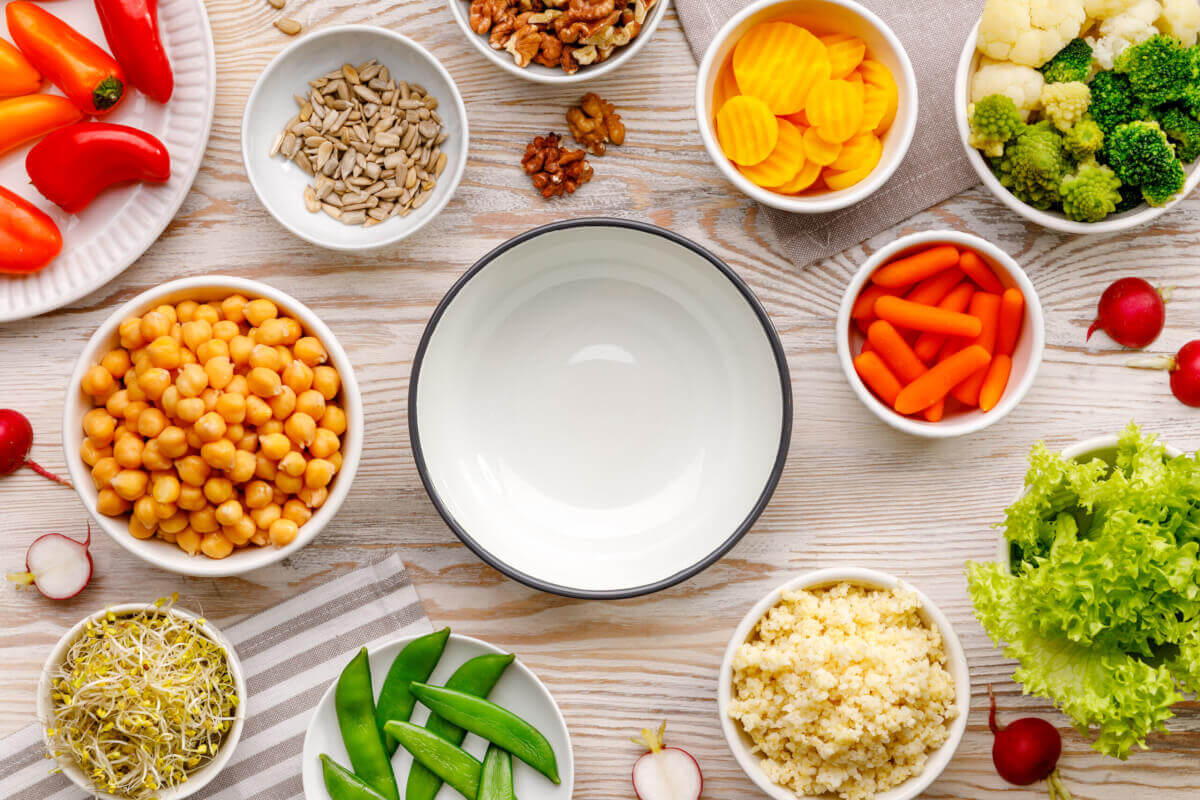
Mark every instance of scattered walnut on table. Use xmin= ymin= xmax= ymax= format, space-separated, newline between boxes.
xmin=566 ymin=92 xmax=624 ymax=155
xmin=521 ymin=133 xmax=593 ymax=198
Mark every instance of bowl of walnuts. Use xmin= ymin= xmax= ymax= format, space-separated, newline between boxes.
xmin=449 ymin=0 xmax=670 ymax=82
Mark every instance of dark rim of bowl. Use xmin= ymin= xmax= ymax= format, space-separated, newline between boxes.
xmin=408 ymin=217 xmax=793 ymax=599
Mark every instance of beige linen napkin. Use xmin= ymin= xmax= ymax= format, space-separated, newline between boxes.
xmin=678 ymin=0 xmax=983 ymax=266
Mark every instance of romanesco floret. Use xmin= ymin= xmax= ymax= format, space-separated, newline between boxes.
xmin=1105 ymin=120 xmax=1187 ymax=205
xmin=1154 ymin=105 xmax=1200 ymax=161
xmin=1064 ymin=116 xmax=1105 ymax=158
xmin=1089 ymin=70 xmax=1146 ymax=132
xmin=1114 ymin=34 xmax=1199 ymax=106
xmin=1059 ymin=160 xmax=1124 ymax=221
xmin=1041 ymin=81 xmax=1092 ymax=130
xmin=970 ymin=94 xmax=1027 ymax=156
xmin=1040 ymin=39 xmax=1094 ymax=83
xmin=994 ymin=120 xmax=1071 ymax=209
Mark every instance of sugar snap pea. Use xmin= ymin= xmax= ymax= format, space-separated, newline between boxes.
xmin=410 ymin=682 xmax=561 ymax=784
xmin=384 ymin=720 xmax=482 ymax=799
xmin=479 ymin=746 xmax=515 ymax=800
xmin=335 ymin=648 xmax=399 ymax=800
xmin=406 ymin=653 xmax=515 ymax=800
xmin=319 ymin=754 xmax=390 ymax=800
xmin=375 ymin=627 xmax=450 ymax=754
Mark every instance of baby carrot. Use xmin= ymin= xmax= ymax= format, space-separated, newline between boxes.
xmin=852 ymin=284 xmax=897 ymax=320
xmin=912 ymin=284 xmax=974 ymax=363
xmin=874 ymin=295 xmax=982 ymax=338
xmin=979 ymin=354 xmax=1013 ymax=412
xmin=853 ymin=351 xmax=902 ymax=406
xmin=996 ymin=287 xmax=1025 ymax=356
xmin=959 ymin=250 xmax=1004 ymax=293
xmin=871 ymin=244 xmax=960 ymax=288
xmin=905 ymin=268 xmax=964 ymax=306
xmin=951 ymin=292 xmax=1002 ymax=406
xmin=923 ymin=398 xmax=945 ymax=422
xmin=895 ymin=345 xmax=991 ymax=414
xmin=867 ymin=320 xmax=926 ymax=383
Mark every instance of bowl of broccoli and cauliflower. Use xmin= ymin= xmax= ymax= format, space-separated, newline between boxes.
xmin=955 ymin=0 xmax=1200 ymax=233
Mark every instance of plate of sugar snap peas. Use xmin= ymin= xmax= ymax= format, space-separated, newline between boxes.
xmin=302 ymin=628 xmax=573 ymax=800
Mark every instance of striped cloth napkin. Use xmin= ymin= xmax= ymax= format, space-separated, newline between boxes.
xmin=0 ymin=553 xmax=431 ymax=799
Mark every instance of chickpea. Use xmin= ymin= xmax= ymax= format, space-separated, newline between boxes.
xmin=215 ymin=498 xmax=244 ymax=526
xmin=255 ymin=317 xmax=289 ymax=346
xmin=274 ymin=345 xmax=291 ymax=367
xmin=122 ymin=401 xmax=148 ymax=430
xmin=224 ymin=514 xmax=255 ymax=545
xmin=91 ymin=457 xmax=121 ymax=490
xmin=82 ymin=364 xmax=115 ymax=396
xmin=114 ymin=435 xmax=145 ymax=469
xmin=194 ymin=411 xmax=227 ymax=443
xmin=229 ymin=449 xmax=257 ymax=483
xmin=133 ymin=495 xmax=158 ymax=528
xmin=281 ymin=359 xmax=314 ymax=393
xmin=189 ymin=505 xmax=219 ymax=533
xmin=182 ymin=319 xmax=213 ymax=351
xmin=269 ymin=386 xmax=297 ymax=420
xmin=298 ymin=485 xmax=328 ymax=508
xmin=212 ymin=319 xmax=239 ymax=341
xmin=200 ymin=531 xmax=234 ymax=559
xmin=294 ymin=336 xmax=327 ymax=366
xmin=236 ymin=431 xmax=259 ymax=452
xmin=221 ymin=294 xmax=249 ymax=323
xmin=80 ymin=438 xmax=112 ymax=467
xmin=159 ymin=509 xmax=188 ymax=534
xmin=227 ymin=374 xmax=249 ymax=397
xmin=176 ymin=528 xmax=201 ymax=555
xmin=177 ymin=484 xmax=206 ymax=511
xmin=118 ymin=317 xmax=145 ymax=349
xmin=244 ymin=480 xmax=273 ymax=509
xmin=310 ymin=428 xmax=341 ymax=459
xmin=196 ymin=338 xmax=230 ymax=364
xmin=254 ymin=454 xmax=277 ymax=481
xmin=100 ymin=348 xmax=132 ymax=378
xmin=178 ymin=348 xmax=197 ymax=367
xmin=105 ymin=389 xmax=131 ymax=418
xmin=201 ymin=387 xmax=220 ymax=412
xmin=250 ymin=529 xmax=269 ymax=547
xmin=279 ymin=317 xmax=302 ymax=345
xmin=295 ymin=389 xmax=326 ymax=421
xmin=247 ymin=367 xmax=282 ymax=398
xmin=271 ymin=487 xmax=287 ymax=506
xmin=147 ymin=335 xmax=181 ymax=369
xmin=175 ymin=363 xmax=208 ymax=398
xmin=176 ymin=455 xmax=211 ymax=487
xmin=248 ymin=344 xmax=281 ymax=371
xmin=194 ymin=303 xmax=220 ymax=325
xmin=155 ymin=304 xmax=178 ymax=324
xmin=285 ymin=412 xmax=316 ymax=448
xmin=96 ymin=487 xmax=130 ymax=516
xmin=203 ymin=476 xmax=234 ymax=505
xmin=142 ymin=440 xmax=172 ymax=471
xmin=279 ymin=450 xmax=307 ymax=477
xmin=274 ymin=472 xmax=303 ymax=494
xmin=312 ymin=366 xmax=340 ymax=401
xmin=186 ymin=426 xmax=204 ymax=450
xmin=205 ymin=356 xmax=234 ymax=390
xmin=282 ymin=498 xmax=313 ymax=526
xmin=137 ymin=407 xmax=168 ymax=439
xmin=245 ymin=298 xmax=278 ymax=326
xmin=259 ymin=432 xmax=291 ymax=461
xmin=129 ymin=515 xmax=157 ymax=540
xmin=304 ymin=458 xmax=335 ymax=489
xmin=154 ymin=499 xmax=178 ymax=520
xmin=140 ymin=310 xmax=171 ymax=342
xmin=132 ymin=352 xmax=152 ymax=377
xmin=156 ymin=426 xmax=188 ymax=459
xmin=269 ymin=518 xmax=299 ymax=547
xmin=258 ymin=418 xmax=284 ymax=436
xmin=138 ymin=368 xmax=171 ymax=401
xmin=250 ymin=502 xmax=282 ymax=530
xmin=229 ymin=334 xmax=254 ymax=366
xmin=124 ymin=373 xmax=147 ymax=403
xmin=201 ymin=439 xmax=236 ymax=470
xmin=175 ymin=397 xmax=205 ymax=423
xmin=112 ymin=469 xmax=149 ymax=501
xmin=83 ymin=408 xmax=117 ymax=444
xmin=176 ymin=299 xmax=199 ymax=322
xmin=159 ymin=385 xmax=180 ymax=418
xmin=153 ymin=473 xmax=181 ymax=504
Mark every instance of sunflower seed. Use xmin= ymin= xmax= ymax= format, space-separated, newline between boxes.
xmin=275 ymin=18 xmax=301 ymax=35
xmin=304 ymin=185 xmax=319 ymax=212
xmin=341 ymin=64 xmax=360 ymax=85
xmin=268 ymin=0 xmax=285 ymax=8
xmin=340 ymin=210 xmax=367 ymax=225
xmin=321 ymin=203 xmax=342 ymax=219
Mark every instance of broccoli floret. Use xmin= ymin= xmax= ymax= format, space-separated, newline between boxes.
xmin=1105 ymin=120 xmax=1187 ymax=206
xmin=1088 ymin=71 xmax=1146 ymax=134
xmin=969 ymin=94 xmax=1026 ymax=157
xmin=1063 ymin=116 xmax=1104 ymax=159
xmin=1059 ymin=160 xmax=1123 ymax=222
xmin=1040 ymin=39 xmax=1093 ymax=84
xmin=1115 ymin=181 xmax=1143 ymax=213
xmin=1183 ymin=84 xmax=1200 ymax=121
xmin=1154 ymin=106 xmax=1200 ymax=163
xmin=1041 ymin=81 xmax=1092 ymax=131
xmin=995 ymin=121 xmax=1070 ymax=210
xmin=1113 ymin=35 xmax=1199 ymax=107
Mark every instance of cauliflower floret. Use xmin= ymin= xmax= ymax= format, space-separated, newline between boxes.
xmin=1084 ymin=0 xmax=1141 ymax=18
xmin=972 ymin=58 xmax=1047 ymax=119
xmin=977 ymin=0 xmax=1088 ymax=66
xmin=1086 ymin=0 xmax=1162 ymax=68
xmin=1041 ymin=81 xmax=1092 ymax=129
xmin=1158 ymin=0 xmax=1200 ymax=46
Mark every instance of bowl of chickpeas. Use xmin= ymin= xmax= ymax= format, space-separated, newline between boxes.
xmin=63 ymin=276 xmax=362 ymax=576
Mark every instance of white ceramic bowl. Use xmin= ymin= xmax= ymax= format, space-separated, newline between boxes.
xmin=447 ymin=0 xmax=669 ymax=84
xmin=955 ymin=23 xmax=1200 ymax=234
xmin=410 ymin=219 xmax=792 ymax=598
xmin=696 ymin=0 xmax=918 ymax=213
xmin=64 ymin=276 xmax=363 ymax=577
xmin=719 ymin=567 xmax=971 ymax=800
xmin=38 ymin=603 xmax=246 ymax=800
xmin=301 ymin=632 xmax=574 ymax=800
xmin=836 ymin=230 xmax=1045 ymax=438
xmin=242 ymin=25 xmax=468 ymax=251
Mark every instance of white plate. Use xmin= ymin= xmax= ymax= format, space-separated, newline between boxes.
xmin=0 ymin=0 xmax=215 ymax=321
xmin=301 ymin=633 xmax=574 ymax=800
xmin=410 ymin=219 xmax=792 ymax=598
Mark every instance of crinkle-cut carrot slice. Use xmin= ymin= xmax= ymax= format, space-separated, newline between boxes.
xmin=859 ymin=59 xmax=898 ymax=132
xmin=713 ymin=58 xmax=741 ymax=113
xmin=858 ymin=82 xmax=889 ymax=134
xmin=830 ymin=132 xmax=880 ymax=171
xmin=806 ymin=78 xmax=864 ymax=143
xmin=733 ymin=22 xmax=830 ymax=115
xmin=802 ymin=124 xmax=841 ymax=165
xmin=823 ymin=136 xmax=883 ymax=190
xmin=819 ymin=33 xmax=866 ymax=79
xmin=715 ymin=95 xmax=779 ymax=165
xmin=738 ymin=118 xmax=806 ymax=187
xmin=774 ymin=159 xmax=822 ymax=193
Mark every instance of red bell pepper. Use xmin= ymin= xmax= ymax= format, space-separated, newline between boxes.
xmin=0 ymin=186 xmax=62 ymax=274
xmin=95 ymin=0 xmax=173 ymax=103
xmin=5 ymin=2 xmax=125 ymax=115
xmin=26 ymin=122 xmax=170 ymax=213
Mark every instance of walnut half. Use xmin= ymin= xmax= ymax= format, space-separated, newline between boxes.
xmin=566 ymin=92 xmax=625 ymax=155
xmin=521 ymin=133 xmax=593 ymax=198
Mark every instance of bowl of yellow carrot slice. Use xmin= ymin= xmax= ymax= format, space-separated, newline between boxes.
xmin=836 ymin=230 xmax=1044 ymax=438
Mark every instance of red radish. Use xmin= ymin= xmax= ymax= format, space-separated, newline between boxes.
xmin=1086 ymin=278 xmax=1167 ymax=349
xmin=0 ymin=409 xmax=70 ymax=486
xmin=631 ymin=722 xmax=702 ymax=800
xmin=989 ymin=688 xmax=1070 ymax=799
xmin=1127 ymin=340 xmax=1200 ymax=407
xmin=6 ymin=524 xmax=93 ymax=599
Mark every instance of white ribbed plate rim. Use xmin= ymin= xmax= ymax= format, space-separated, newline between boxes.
xmin=0 ymin=0 xmax=216 ymax=322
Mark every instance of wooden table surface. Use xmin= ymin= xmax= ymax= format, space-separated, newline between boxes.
xmin=3 ymin=0 xmax=1200 ymax=797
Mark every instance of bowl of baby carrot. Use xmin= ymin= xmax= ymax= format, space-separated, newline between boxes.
xmin=837 ymin=231 xmax=1045 ymax=438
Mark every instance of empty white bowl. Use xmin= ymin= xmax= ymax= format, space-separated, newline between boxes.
xmin=64 ymin=276 xmax=363 ymax=577
xmin=410 ymin=219 xmax=792 ymax=598
xmin=242 ymin=25 xmax=468 ymax=250
xmin=955 ymin=22 xmax=1200 ymax=234
xmin=696 ymin=0 xmax=918 ymax=213
xmin=447 ymin=0 xmax=669 ymax=84
xmin=39 ymin=603 xmax=246 ymax=800
xmin=719 ymin=567 xmax=970 ymax=800
xmin=836 ymin=230 xmax=1045 ymax=438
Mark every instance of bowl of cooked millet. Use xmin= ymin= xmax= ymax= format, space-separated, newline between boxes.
xmin=718 ymin=567 xmax=971 ymax=800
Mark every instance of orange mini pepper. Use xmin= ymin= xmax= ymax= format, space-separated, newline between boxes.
xmin=0 ymin=37 xmax=40 ymax=97
xmin=0 ymin=94 xmax=83 ymax=157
